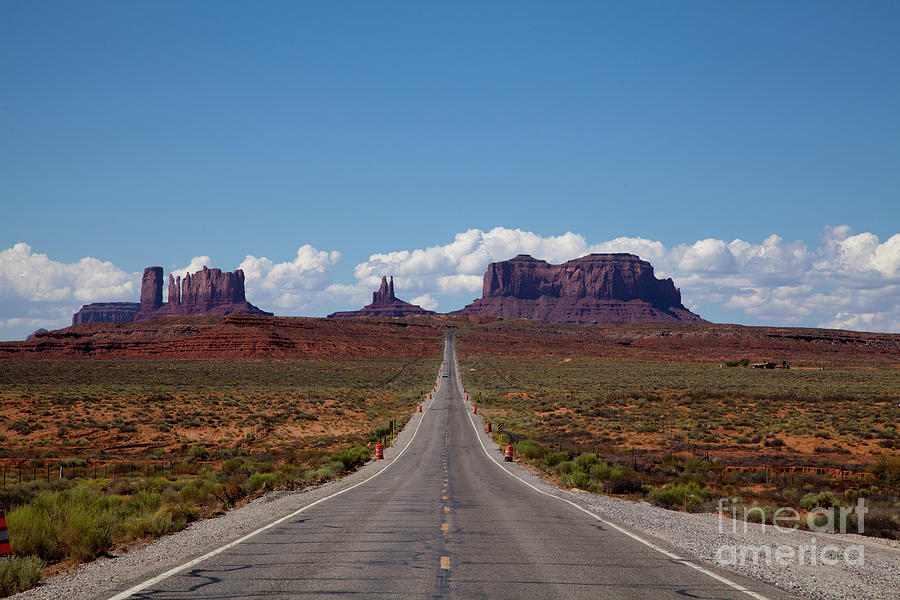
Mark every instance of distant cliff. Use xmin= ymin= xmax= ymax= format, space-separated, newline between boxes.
xmin=72 ymin=302 xmax=141 ymax=325
xmin=136 ymin=266 xmax=271 ymax=320
xmin=328 ymin=276 xmax=435 ymax=318
xmin=453 ymin=254 xmax=704 ymax=324
xmin=72 ymin=265 xmax=271 ymax=325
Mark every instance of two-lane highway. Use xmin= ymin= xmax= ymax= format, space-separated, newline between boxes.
xmin=109 ymin=334 xmax=794 ymax=599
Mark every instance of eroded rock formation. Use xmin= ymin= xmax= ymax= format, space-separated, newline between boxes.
xmin=454 ymin=253 xmax=704 ymax=324
xmin=136 ymin=266 xmax=270 ymax=320
xmin=72 ymin=302 xmax=142 ymax=325
xmin=72 ymin=265 xmax=271 ymax=325
xmin=328 ymin=276 xmax=436 ymax=318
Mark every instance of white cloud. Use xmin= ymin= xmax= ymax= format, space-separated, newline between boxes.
xmin=353 ymin=227 xmax=592 ymax=297
xmin=344 ymin=226 xmax=900 ymax=333
xmin=239 ymin=245 xmax=341 ymax=311
xmin=411 ymin=294 xmax=439 ymax=311
xmin=0 ymin=243 xmax=138 ymax=304
xmin=168 ymin=256 xmax=213 ymax=281
xmin=0 ymin=243 xmax=139 ymax=337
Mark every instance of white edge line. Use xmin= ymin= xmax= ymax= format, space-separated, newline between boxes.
xmin=452 ymin=342 xmax=772 ymax=600
xmin=107 ymin=353 xmax=449 ymax=600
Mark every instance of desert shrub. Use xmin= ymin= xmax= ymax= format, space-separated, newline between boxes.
xmin=7 ymin=498 xmax=61 ymax=561
xmin=331 ymin=445 xmax=370 ymax=472
xmin=741 ymin=505 xmax=774 ymax=525
xmin=0 ymin=555 xmax=44 ymax=596
xmin=246 ymin=472 xmax=279 ymax=492
xmin=556 ymin=460 xmax=576 ymax=475
xmin=7 ymin=485 xmax=121 ymax=562
xmin=222 ymin=457 xmax=249 ymax=474
xmin=366 ymin=424 xmax=392 ymax=443
xmin=516 ymin=440 xmax=546 ymax=460
xmin=648 ymin=482 xmax=714 ymax=512
xmin=606 ymin=475 xmax=643 ymax=495
xmin=589 ymin=461 xmax=622 ymax=482
xmin=799 ymin=491 xmax=841 ymax=510
xmin=545 ymin=451 xmax=569 ymax=467
xmin=187 ymin=446 xmax=210 ymax=461
xmin=763 ymin=438 xmax=785 ymax=448
xmin=561 ymin=470 xmax=591 ymax=490
xmin=574 ymin=453 xmax=599 ymax=471
xmin=871 ymin=456 xmax=900 ymax=487
xmin=860 ymin=508 xmax=900 ymax=540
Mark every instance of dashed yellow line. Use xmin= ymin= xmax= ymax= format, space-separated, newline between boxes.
xmin=440 ymin=556 xmax=451 ymax=569
xmin=441 ymin=523 xmax=450 ymax=534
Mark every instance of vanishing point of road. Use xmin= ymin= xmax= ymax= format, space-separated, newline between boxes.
xmin=108 ymin=333 xmax=795 ymax=600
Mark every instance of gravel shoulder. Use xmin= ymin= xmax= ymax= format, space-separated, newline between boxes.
xmin=454 ymin=361 xmax=900 ymax=600
xmin=12 ymin=386 xmax=438 ymax=600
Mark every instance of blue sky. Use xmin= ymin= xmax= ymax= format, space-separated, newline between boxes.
xmin=2 ymin=1 xmax=899 ymax=340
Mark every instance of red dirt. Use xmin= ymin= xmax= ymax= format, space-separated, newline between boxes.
xmin=0 ymin=314 xmax=494 ymax=360
xmin=455 ymin=320 xmax=900 ymax=365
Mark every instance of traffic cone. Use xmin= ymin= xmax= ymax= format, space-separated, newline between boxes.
xmin=418 ymin=404 xmax=422 ymax=413
xmin=375 ymin=443 xmax=384 ymax=460
xmin=473 ymin=406 xmax=477 ymax=414
xmin=485 ymin=422 xmax=492 ymax=433
xmin=504 ymin=445 xmax=513 ymax=462
xmin=0 ymin=509 xmax=10 ymax=557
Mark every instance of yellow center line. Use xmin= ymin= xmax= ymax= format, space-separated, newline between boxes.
xmin=443 ymin=506 xmax=450 ymax=513
xmin=440 ymin=556 xmax=451 ymax=569
xmin=441 ymin=523 xmax=450 ymax=534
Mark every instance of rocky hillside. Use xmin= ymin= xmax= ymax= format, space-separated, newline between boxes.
xmin=454 ymin=253 xmax=704 ymax=324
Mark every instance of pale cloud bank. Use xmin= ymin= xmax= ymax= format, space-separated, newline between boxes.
xmin=2 ymin=225 xmax=898 ymax=337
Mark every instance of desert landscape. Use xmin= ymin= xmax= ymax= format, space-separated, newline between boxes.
xmin=454 ymin=319 xmax=900 ymax=538
xmin=0 ymin=257 xmax=898 ymax=595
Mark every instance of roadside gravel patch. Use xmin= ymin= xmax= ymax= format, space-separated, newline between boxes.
xmin=12 ymin=384 xmax=438 ymax=600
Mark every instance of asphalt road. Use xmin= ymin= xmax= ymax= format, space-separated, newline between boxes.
xmin=114 ymin=335 xmax=794 ymax=600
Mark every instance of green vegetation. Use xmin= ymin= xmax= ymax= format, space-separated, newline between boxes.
xmin=2 ymin=443 xmax=378 ymax=585
xmin=0 ymin=556 xmax=44 ymax=597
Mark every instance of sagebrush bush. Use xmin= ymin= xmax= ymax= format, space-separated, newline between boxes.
xmin=589 ymin=461 xmax=622 ymax=482
xmin=516 ymin=440 xmax=546 ymax=460
xmin=545 ymin=451 xmax=569 ymax=467
xmin=331 ymin=445 xmax=370 ymax=472
xmin=574 ymin=453 xmax=599 ymax=471
xmin=0 ymin=555 xmax=44 ymax=596
xmin=799 ymin=491 xmax=841 ymax=510
xmin=648 ymin=482 xmax=714 ymax=512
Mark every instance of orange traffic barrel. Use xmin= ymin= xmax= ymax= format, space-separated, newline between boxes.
xmin=429 ymin=393 xmax=432 ymax=399
xmin=375 ymin=443 xmax=384 ymax=460
xmin=485 ymin=422 xmax=492 ymax=433
xmin=0 ymin=509 xmax=10 ymax=556
xmin=472 ymin=406 xmax=477 ymax=414
xmin=418 ymin=404 xmax=422 ymax=413
xmin=504 ymin=445 xmax=513 ymax=462
xmin=466 ymin=395 xmax=468 ymax=401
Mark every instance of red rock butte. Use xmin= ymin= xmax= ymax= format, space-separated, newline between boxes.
xmin=453 ymin=253 xmax=705 ymax=324
xmin=327 ymin=276 xmax=436 ymax=318
xmin=72 ymin=266 xmax=272 ymax=324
